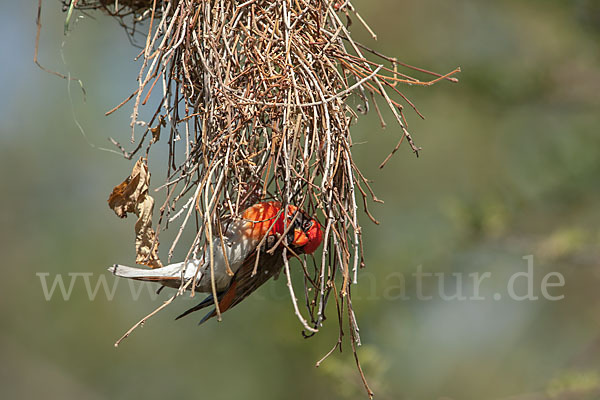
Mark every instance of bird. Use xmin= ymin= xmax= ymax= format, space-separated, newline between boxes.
xmin=108 ymin=201 xmax=323 ymax=324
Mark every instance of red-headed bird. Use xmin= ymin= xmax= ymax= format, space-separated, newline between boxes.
xmin=109 ymin=201 xmax=323 ymax=324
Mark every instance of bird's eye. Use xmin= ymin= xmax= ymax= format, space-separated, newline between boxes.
xmin=303 ymin=219 xmax=314 ymax=231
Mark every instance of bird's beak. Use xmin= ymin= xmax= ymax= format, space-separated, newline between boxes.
xmin=292 ymin=228 xmax=309 ymax=247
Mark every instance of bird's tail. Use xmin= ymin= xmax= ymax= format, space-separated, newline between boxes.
xmin=108 ymin=262 xmax=196 ymax=289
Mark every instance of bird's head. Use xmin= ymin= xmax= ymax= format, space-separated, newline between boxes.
xmin=242 ymin=201 xmax=323 ymax=254
xmin=279 ymin=206 xmax=323 ymax=255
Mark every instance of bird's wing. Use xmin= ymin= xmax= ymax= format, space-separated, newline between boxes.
xmin=175 ymin=247 xmax=286 ymax=324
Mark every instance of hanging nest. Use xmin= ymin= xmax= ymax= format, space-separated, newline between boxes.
xmin=49 ymin=0 xmax=459 ymax=397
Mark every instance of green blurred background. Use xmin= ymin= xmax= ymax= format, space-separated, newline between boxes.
xmin=2 ymin=1 xmax=600 ymax=399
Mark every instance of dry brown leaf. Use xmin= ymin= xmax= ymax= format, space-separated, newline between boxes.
xmin=108 ymin=158 xmax=163 ymax=269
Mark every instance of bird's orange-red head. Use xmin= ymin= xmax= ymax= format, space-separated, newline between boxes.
xmin=242 ymin=201 xmax=323 ymax=254
xmin=299 ymin=217 xmax=323 ymax=254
